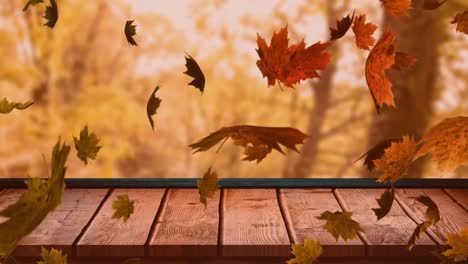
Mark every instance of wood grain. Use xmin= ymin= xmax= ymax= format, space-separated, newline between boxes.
xmin=335 ymin=188 xmax=436 ymax=257
xmin=148 ymin=188 xmax=219 ymax=257
xmin=395 ymin=189 xmax=468 ymax=245
xmin=76 ymin=189 xmax=165 ymax=257
xmin=221 ymin=188 xmax=291 ymax=257
xmin=444 ymin=189 xmax=468 ymax=211
xmin=0 ymin=189 xmax=108 ymax=256
xmin=279 ymin=189 xmax=365 ymax=257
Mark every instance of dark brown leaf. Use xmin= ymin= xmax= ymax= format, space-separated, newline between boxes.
xmin=184 ymin=53 xmax=206 ymax=93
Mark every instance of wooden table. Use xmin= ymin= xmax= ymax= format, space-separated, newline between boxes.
xmin=0 ymin=180 xmax=467 ymax=263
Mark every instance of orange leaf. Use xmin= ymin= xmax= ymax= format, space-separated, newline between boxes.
xmin=380 ymin=0 xmax=412 ymax=17
xmin=365 ymin=29 xmax=396 ymax=111
xmin=392 ymin=52 xmax=416 ymax=71
xmin=256 ymin=26 xmax=332 ymax=88
xmin=352 ymin=14 xmax=377 ymax=50
xmin=423 ymin=0 xmax=448 ymax=10
xmin=329 ymin=13 xmax=355 ymax=41
xmin=451 ymin=11 xmax=468 ymax=34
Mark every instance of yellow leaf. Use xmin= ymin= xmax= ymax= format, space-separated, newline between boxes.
xmin=37 ymin=247 xmax=67 ymax=264
xmin=442 ymin=228 xmax=468 ymax=262
xmin=0 ymin=98 xmax=33 ymax=114
xmin=197 ymin=167 xmax=219 ymax=206
xmin=287 ymin=238 xmax=323 ymax=264
xmin=112 ymin=194 xmax=134 ymax=223
xmin=374 ymin=136 xmax=417 ymax=183
xmin=316 ymin=211 xmax=364 ymax=242
xmin=415 ymin=116 xmax=468 ymax=171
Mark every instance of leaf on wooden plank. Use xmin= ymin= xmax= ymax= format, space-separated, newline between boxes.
xmin=442 ymin=227 xmax=468 ymax=262
xmin=329 ymin=12 xmax=355 ymax=41
xmin=287 ymin=238 xmax=323 ymax=264
xmin=407 ymin=221 xmax=432 ymax=252
xmin=407 ymin=195 xmax=441 ymax=251
xmin=73 ymin=125 xmax=102 ymax=165
xmin=317 ymin=211 xmax=364 ymax=242
xmin=372 ymin=187 xmax=395 ymax=220
xmin=423 ymin=0 xmax=448 ymax=10
xmin=256 ymin=26 xmax=332 ymax=88
xmin=0 ymin=138 xmax=70 ymax=257
xmin=197 ymin=167 xmax=219 ymax=206
xmin=380 ymin=0 xmax=412 ymax=17
xmin=23 ymin=0 xmax=43 ymax=11
xmin=125 ymin=20 xmax=138 ymax=46
xmin=365 ymin=29 xmax=396 ymax=112
xmin=37 ymin=247 xmax=67 ymax=264
xmin=112 ymin=194 xmax=134 ymax=223
xmin=451 ymin=11 xmax=468 ymax=34
xmin=43 ymin=0 xmax=58 ymax=28
xmin=414 ymin=116 xmax=468 ymax=171
xmin=352 ymin=14 xmax=377 ymax=50
xmin=374 ymin=136 xmax=417 ymax=184
xmin=0 ymin=98 xmax=34 ymax=114
xmin=189 ymin=125 xmax=308 ymax=163
xmin=146 ymin=86 xmax=162 ymax=132
xmin=392 ymin=52 xmax=416 ymax=70
xmin=184 ymin=53 xmax=206 ymax=93
xmin=357 ymin=137 xmax=403 ymax=171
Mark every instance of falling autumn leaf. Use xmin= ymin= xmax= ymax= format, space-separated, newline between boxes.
xmin=423 ymin=0 xmax=448 ymax=10
xmin=112 ymin=194 xmax=134 ymax=223
xmin=392 ymin=52 xmax=416 ymax=71
xmin=23 ymin=0 xmax=43 ymax=11
xmin=125 ymin=20 xmax=138 ymax=46
xmin=357 ymin=137 xmax=403 ymax=171
xmin=317 ymin=211 xmax=364 ymax=242
xmin=197 ymin=167 xmax=220 ymax=206
xmin=43 ymin=0 xmax=58 ymax=28
xmin=184 ymin=53 xmax=206 ymax=93
xmin=451 ymin=11 xmax=468 ymax=35
xmin=414 ymin=116 xmax=468 ymax=171
xmin=380 ymin=0 xmax=412 ymax=17
xmin=442 ymin=228 xmax=468 ymax=262
xmin=365 ymin=29 xmax=396 ymax=111
xmin=287 ymin=238 xmax=323 ymax=264
xmin=372 ymin=187 xmax=395 ymax=220
xmin=329 ymin=12 xmax=355 ymax=41
xmin=0 ymin=98 xmax=34 ymax=114
xmin=408 ymin=195 xmax=440 ymax=251
xmin=256 ymin=26 xmax=332 ymax=88
xmin=189 ymin=125 xmax=308 ymax=163
xmin=73 ymin=125 xmax=102 ymax=165
xmin=407 ymin=221 xmax=433 ymax=252
xmin=374 ymin=136 xmax=417 ymax=184
xmin=352 ymin=14 xmax=377 ymax=50
xmin=37 ymin=247 xmax=67 ymax=264
xmin=146 ymin=86 xmax=162 ymax=132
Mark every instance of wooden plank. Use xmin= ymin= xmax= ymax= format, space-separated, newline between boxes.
xmin=396 ymin=189 xmax=468 ymax=245
xmin=76 ymin=188 xmax=165 ymax=257
xmin=279 ymin=189 xmax=365 ymax=257
xmin=221 ymin=188 xmax=291 ymax=257
xmin=444 ymin=189 xmax=468 ymax=211
xmin=149 ymin=188 xmax=219 ymax=257
xmin=335 ymin=189 xmax=436 ymax=257
xmin=0 ymin=189 xmax=108 ymax=256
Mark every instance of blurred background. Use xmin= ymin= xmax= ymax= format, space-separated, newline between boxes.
xmin=0 ymin=0 xmax=467 ymax=179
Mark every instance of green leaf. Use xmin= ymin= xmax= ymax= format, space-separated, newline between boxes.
xmin=112 ymin=194 xmax=134 ymax=222
xmin=0 ymin=98 xmax=34 ymax=114
xmin=317 ymin=210 xmax=364 ymax=242
xmin=146 ymin=86 xmax=162 ymax=132
xmin=197 ymin=167 xmax=219 ymax=206
xmin=73 ymin=125 xmax=102 ymax=165
xmin=125 ymin=20 xmax=138 ymax=46
xmin=184 ymin=53 xmax=206 ymax=93
xmin=372 ymin=187 xmax=395 ymax=220
xmin=37 ymin=247 xmax=67 ymax=264
xmin=43 ymin=0 xmax=58 ymax=28
xmin=23 ymin=0 xmax=44 ymax=11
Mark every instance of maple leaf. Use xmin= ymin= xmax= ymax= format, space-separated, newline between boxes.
xmin=125 ymin=20 xmax=138 ymax=46
xmin=392 ymin=52 xmax=416 ymax=71
xmin=256 ymin=26 xmax=332 ymax=88
xmin=0 ymin=98 xmax=34 ymax=114
xmin=451 ymin=11 xmax=468 ymax=35
xmin=112 ymin=194 xmax=134 ymax=223
xmin=43 ymin=0 xmax=58 ymax=28
xmin=374 ymin=136 xmax=417 ymax=183
xmin=372 ymin=187 xmax=395 ymax=220
xmin=287 ymin=238 xmax=323 ymax=264
xmin=197 ymin=167 xmax=220 ymax=206
xmin=380 ymin=0 xmax=412 ymax=17
xmin=365 ymin=29 xmax=396 ymax=111
xmin=146 ymin=86 xmax=162 ymax=132
xmin=414 ymin=116 xmax=468 ymax=171
xmin=189 ymin=125 xmax=308 ymax=163
xmin=317 ymin=211 xmax=364 ymax=242
xmin=423 ymin=0 xmax=448 ymax=10
xmin=407 ymin=195 xmax=440 ymax=251
xmin=23 ymin=0 xmax=43 ymax=11
xmin=0 ymin=138 xmax=70 ymax=257
xmin=184 ymin=53 xmax=206 ymax=93
xmin=329 ymin=12 xmax=355 ymax=41
xmin=357 ymin=137 xmax=403 ymax=171
xmin=442 ymin=228 xmax=468 ymax=262
xmin=352 ymin=14 xmax=377 ymax=50
xmin=37 ymin=247 xmax=67 ymax=264
xmin=73 ymin=125 xmax=102 ymax=165
xmin=407 ymin=221 xmax=432 ymax=252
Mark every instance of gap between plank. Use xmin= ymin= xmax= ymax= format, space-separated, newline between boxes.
xmin=442 ymin=189 xmax=468 ymax=213
xmin=276 ymin=188 xmax=296 ymax=244
xmin=71 ymin=188 xmax=114 ymax=257
xmin=144 ymin=188 xmax=169 ymax=256
xmin=217 ymin=188 xmax=225 ymax=256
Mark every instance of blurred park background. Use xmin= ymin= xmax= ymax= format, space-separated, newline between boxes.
xmin=0 ymin=0 xmax=467 ymax=179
